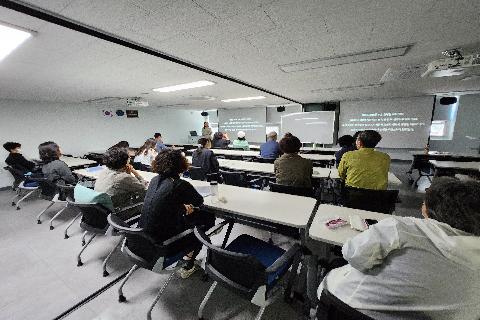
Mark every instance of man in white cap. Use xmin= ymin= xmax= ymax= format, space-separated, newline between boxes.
xmin=232 ymin=131 xmax=250 ymax=150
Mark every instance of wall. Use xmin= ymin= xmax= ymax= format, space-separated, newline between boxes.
xmin=0 ymin=99 xmax=204 ymax=187
xmin=429 ymin=94 xmax=480 ymax=154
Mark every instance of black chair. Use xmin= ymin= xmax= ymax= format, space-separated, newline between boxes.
xmin=269 ymin=182 xmax=315 ymax=198
xmin=107 ymin=214 xmax=200 ymax=320
xmin=407 ymin=155 xmax=434 ymax=188
xmin=5 ymin=166 xmax=40 ymax=209
xmin=194 ymin=227 xmax=302 ymax=320
xmin=36 ymin=181 xmax=75 ymax=229
xmin=316 ymin=289 xmax=374 ymax=320
xmin=252 ymin=157 xmax=276 ymax=164
xmin=189 ymin=166 xmax=207 ymax=181
xmin=219 ymin=170 xmax=266 ymax=189
xmin=67 ymin=199 xmax=141 ymax=276
xmin=342 ymin=187 xmax=399 ymax=214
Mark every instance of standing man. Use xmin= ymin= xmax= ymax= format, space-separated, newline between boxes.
xmin=201 ymin=122 xmax=213 ymax=140
xmin=260 ymin=131 xmax=281 ymax=159
xmin=338 ymin=130 xmax=390 ymax=190
xmin=154 ymin=132 xmax=167 ymax=153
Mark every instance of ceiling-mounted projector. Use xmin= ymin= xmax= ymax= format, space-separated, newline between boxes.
xmin=126 ymin=97 xmax=149 ymax=107
xmin=421 ymin=48 xmax=480 ymax=78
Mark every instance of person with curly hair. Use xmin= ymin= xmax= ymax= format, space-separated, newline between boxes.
xmin=94 ymin=148 xmax=147 ymax=218
xmin=318 ymin=177 xmax=480 ymax=320
xmin=138 ymin=149 xmax=215 ymax=279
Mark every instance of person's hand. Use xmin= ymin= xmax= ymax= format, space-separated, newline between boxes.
xmin=184 ymin=204 xmax=194 ymax=215
xmin=125 ymin=164 xmax=133 ymax=174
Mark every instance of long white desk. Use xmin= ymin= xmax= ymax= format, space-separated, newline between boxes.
xmin=202 ymin=149 xmax=335 ymax=162
xmin=60 ymin=156 xmax=97 ymax=168
xmin=308 ymin=204 xmax=392 ymax=246
xmin=186 ymin=157 xmax=402 ymax=186
xmin=429 ymin=160 xmax=480 ymax=170
xmin=73 ymin=166 xmax=317 ymax=229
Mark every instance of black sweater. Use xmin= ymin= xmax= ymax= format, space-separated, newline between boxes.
xmin=191 ymin=148 xmax=219 ymax=174
xmin=5 ymin=153 xmax=36 ymax=173
xmin=138 ymin=175 xmax=203 ymax=244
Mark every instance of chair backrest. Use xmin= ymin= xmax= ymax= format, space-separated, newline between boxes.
xmin=252 ymin=157 xmax=275 ymax=164
xmin=57 ymin=184 xmax=75 ymax=201
xmin=67 ymin=199 xmax=112 ymax=231
xmin=411 ymin=155 xmax=434 ymax=174
xmin=269 ymin=182 xmax=314 ymax=197
xmin=107 ymin=214 xmax=193 ymax=270
xmin=342 ymin=187 xmax=399 ymax=214
xmin=219 ymin=169 xmax=248 ymax=187
xmin=189 ymin=166 xmax=206 ymax=181
xmin=194 ymin=228 xmax=267 ymax=299
xmin=4 ymin=166 xmax=25 ymax=181
xmin=317 ymin=289 xmax=374 ymax=320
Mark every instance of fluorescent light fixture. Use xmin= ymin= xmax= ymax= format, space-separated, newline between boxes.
xmin=153 ymin=80 xmax=215 ymax=93
xmin=221 ymin=96 xmax=266 ymax=102
xmin=311 ymin=83 xmax=383 ymax=93
xmin=279 ymin=45 xmax=411 ymax=72
xmin=0 ymin=22 xmax=32 ymax=62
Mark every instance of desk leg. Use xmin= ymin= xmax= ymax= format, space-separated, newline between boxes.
xmin=221 ymin=221 xmax=234 ymax=249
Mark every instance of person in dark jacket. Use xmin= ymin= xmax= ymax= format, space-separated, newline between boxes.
xmin=3 ymin=142 xmax=36 ymax=174
xmin=260 ymin=131 xmax=281 ymax=159
xmin=212 ymin=131 xmax=230 ymax=149
xmin=335 ymin=135 xmax=355 ymax=167
xmin=39 ymin=141 xmax=76 ymax=185
xmin=138 ymin=149 xmax=215 ymax=279
xmin=191 ymin=138 xmax=219 ymax=176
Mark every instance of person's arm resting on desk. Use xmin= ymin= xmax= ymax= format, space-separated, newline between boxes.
xmin=342 ymin=217 xmax=401 ymax=272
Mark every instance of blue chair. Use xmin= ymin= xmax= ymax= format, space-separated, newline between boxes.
xmin=194 ymin=228 xmax=302 ymax=320
xmin=107 ymin=214 xmax=201 ymax=320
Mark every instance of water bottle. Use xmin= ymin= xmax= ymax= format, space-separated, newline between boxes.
xmin=210 ymin=181 xmax=219 ymax=201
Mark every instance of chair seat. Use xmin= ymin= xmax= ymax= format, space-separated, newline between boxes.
xmin=225 ymin=234 xmax=288 ymax=288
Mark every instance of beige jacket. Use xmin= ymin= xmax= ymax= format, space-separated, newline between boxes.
xmin=274 ymin=153 xmax=313 ymax=187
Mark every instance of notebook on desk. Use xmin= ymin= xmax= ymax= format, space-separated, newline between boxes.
xmin=86 ymin=166 xmax=104 ymax=173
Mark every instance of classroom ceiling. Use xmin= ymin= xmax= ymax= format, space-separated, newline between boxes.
xmin=0 ymin=0 xmax=480 ymax=109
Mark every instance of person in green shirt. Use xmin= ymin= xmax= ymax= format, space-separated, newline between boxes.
xmin=338 ymin=130 xmax=390 ymax=190
xmin=232 ymin=131 xmax=250 ymax=150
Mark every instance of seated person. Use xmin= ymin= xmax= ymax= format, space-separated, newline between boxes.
xmin=260 ymin=131 xmax=281 ymax=159
xmin=39 ymin=141 xmax=76 ymax=185
xmin=191 ymin=138 xmax=219 ymax=175
xmin=319 ymin=177 xmax=480 ymax=320
xmin=133 ymin=138 xmax=157 ymax=170
xmin=232 ymin=131 xmax=250 ymax=150
xmin=94 ymin=148 xmax=147 ymax=219
xmin=108 ymin=140 xmax=129 ymax=151
xmin=154 ymin=132 xmax=167 ymax=152
xmin=338 ymin=130 xmax=390 ymax=190
xmin=212 ymin=132 xmax=230 ymax=149
xmin=3 ymin=142 xmax=36 ymax=174
xmin=334 ymin=135 xmax=355 ymax=167
xmin=138 ymin=149 xmax=215 ymax=279
xmin=274 ymin=134 xmax=313 ymax=187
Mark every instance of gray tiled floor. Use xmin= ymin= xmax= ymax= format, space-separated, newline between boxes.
xmin=0 ymin=161 xmax=424 ymax=320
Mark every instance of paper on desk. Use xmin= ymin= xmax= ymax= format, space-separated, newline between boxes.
xmin=86 ymin=166 xmax=104 ymax=172
xmin=195 ymin=186 xmax=212 ymax=197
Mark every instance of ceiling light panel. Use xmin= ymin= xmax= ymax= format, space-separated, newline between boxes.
xmin=0 ymin=22 xmax=32 ymax=62
xmin=279 ymin=45 xmax=412 ymax=73
xmin=152 ymin=80 xmax=215 ymax=92
xmin=221 ymin=96 xmax=266 ymax=102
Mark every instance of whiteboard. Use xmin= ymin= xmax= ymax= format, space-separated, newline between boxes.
xmin=281 ymin=111 xmax=335 ymax=144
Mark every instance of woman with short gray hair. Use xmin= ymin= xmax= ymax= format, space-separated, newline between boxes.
xmin=318 ymin=177 xmax=480 ymax=320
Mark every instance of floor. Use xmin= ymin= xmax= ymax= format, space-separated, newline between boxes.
xmin=0 ymin=161 xmax=425 ymax=320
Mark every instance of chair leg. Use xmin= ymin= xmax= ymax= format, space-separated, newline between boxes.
xmin=118 ymin=264 xmax=139 ymax=302
xmin=36 ymin=202 xmax=55 ymax=224
xmin=102 ymin=236 xmax=124 ymax=277
xmin=11 ymin=191 xmax=21 ymax=206
xmin=64 ymin=213 xmax=82 ymax=239
xmin=49 ymin=205 xmax=67 ymax=230
xmin=198 ymin=281 xmax=217 ymax=320
xmin=15 ymin=190 xmax=36 ymax=210
xmin=81 ymin=230 xmax=88 ymax=246
xmin=77 ymin=233 xmax=96 ymax=266
xmin=254 ymin=306 xmax=267 ymax=320
xmin=147 ymin=272 xmax=176 ymax=320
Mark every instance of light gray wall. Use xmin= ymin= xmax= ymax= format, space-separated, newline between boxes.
xmin=0 ymin=99 xmax=204 ymax=187
xmin=429 ymin=94 xmax=480 ymax=154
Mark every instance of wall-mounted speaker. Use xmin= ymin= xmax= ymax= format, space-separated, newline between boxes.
xmin=277 ymin=106 xmax=285 ymax=112
xmin=201 ymin=111 xmax=209 ymax=116
xmin=439 ymin=97 xmax=458 ymax=105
